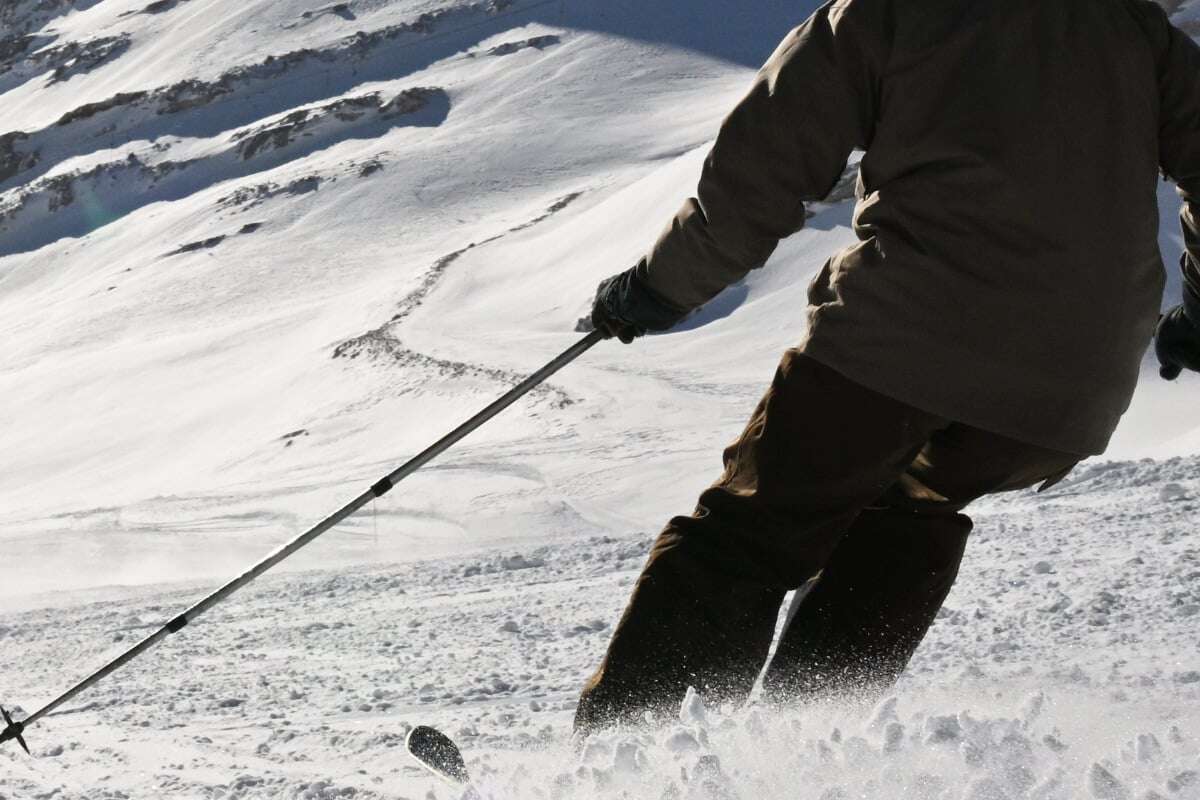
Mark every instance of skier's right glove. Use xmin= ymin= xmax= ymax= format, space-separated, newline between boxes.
xmin=590 ymin=265 xmax=690 ymax=344
xmin=1155 ymin=285 xmax=1200 ymax=380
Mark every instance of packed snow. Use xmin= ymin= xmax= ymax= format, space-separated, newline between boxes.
xmin=1 ymin=0 xmax=1199 ymax=798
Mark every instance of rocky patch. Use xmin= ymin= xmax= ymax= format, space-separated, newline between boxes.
xmin=355 ymin=157 xmax=384 ymax=177
xmin=2 ymin=0 xmax=506 ymax=193
xmin=0 ymin=132 xmax=39 ymax=184
xmin=0 ymin=4 xmax=120 ymax=83
xmin=1 ymin=77 xmax=445 ymax=252
xmin=0 ymin=0 xmax=96 ymax=38
xmin=217 ymin=177 xmax=323 ymax=212
xmin=43 ymin=35 xmax=133 ymax=84
xmin=0 ymin=34 xmax=136 ymax=88
xmin=162 ymin=235 xmax=226 ymax=258
xmin=160 ymin=222 xmax=266 ymax=257
xmin=480 ymin=34 xmax=561 ymax=57
xmin=233 ymin=88 xmax=441 ymax=161
xmin=0 ymin=153 xmax=142 ymax=230
xmin=55 ymin=90 xmax=150 ymax=126
xmin=120 ymin=0 xmax=193 ymax=17
xmin=280 ymin=429 xmax=310 ymax=447
xmin=0 ymin=34 xmax=38 ymax=74
xmin=42 ymin=1 xmax=505 ymax=133
xmin=0 ymin=155 xmax=138 ymax=226
xmin=299 ymin=3 xmax=356 ymax=22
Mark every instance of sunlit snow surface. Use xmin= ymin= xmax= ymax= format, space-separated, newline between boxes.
xmin=1 ymin=0 xmax=1199 ymax=797
xmin=3 ymin=458 xmax=1200 ymax=798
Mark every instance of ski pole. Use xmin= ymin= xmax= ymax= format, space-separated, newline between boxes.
xmin=0 ymin=329 xmax=605 ymax=754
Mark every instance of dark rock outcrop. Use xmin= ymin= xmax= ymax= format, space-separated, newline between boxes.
xmin=233 ymin=88 xmax=441 ymax=160
xmin=483 ymin=34 xmax=561 ymax=57
xmin=40 ymin=35 xmax=132 ymax=84
xmin=0 ymin=132 xmax=39 ymax=184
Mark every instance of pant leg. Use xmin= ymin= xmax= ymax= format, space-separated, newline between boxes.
xmin=574 ymin=352 xmax=950 ymax=732
xmin=760 ymin=507 xmax=971 ymax=702
xmin=761 ymin=422 xmax=1080 ymax=703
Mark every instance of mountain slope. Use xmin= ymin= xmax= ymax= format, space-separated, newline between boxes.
xmin=0 ymin=0 xmax=830 ymax=594
xmin=1 ymin=0 xmax=1198 ymax=594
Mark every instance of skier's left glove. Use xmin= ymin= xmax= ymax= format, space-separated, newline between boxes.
xmin=590 ymin=265 xmax=689 ymax=344
xmin=1155 ymin=284 xmax=1200 ymax=380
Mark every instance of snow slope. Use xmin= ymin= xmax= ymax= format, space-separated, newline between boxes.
xmin=2 ymin=458 xmax=1200 ymax=799
xmin=1 ymin=0 xmax=1199 ymax=797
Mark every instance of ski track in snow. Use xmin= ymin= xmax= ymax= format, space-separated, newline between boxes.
xmin=330 ymin=189 xmax=586 ymax=410
xmin=1 ymin=0 xmax=1200 ymax=797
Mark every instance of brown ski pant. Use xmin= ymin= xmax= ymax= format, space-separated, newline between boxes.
xmin=575 ymin=350 xmax=1080 ymax=731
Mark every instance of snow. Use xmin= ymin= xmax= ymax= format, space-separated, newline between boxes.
xmin=4 ymin=469 xmax=1200 ymax=797
xmin=1 ymin=0 xmax=1199 ymax=797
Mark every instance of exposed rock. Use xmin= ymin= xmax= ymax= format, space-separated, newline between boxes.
xmin=0 ymin=0 xmax=85 ymax=38
xmin=217 ymin=176 xmax=323 ymax=211
xmin=0 ymin=35 xmax=37 ymax=73
xmin=300 ymin=3 xmax=355 ymax=22
xmin=159 ymin=78 xmax=235 ymax=114
xmin=230 ymin=87 xmax=442 ymax=160
xmin=120 ymin=0 xmax=192 ymax=16
xmin=0 ymin=132 xmax=39 ymax=184
xmin=280 ymin=429 xmax=309 ymax=448
xmin=40 ymin=35 xmax=132 ymax=84
xmin=45 ymin=173 xmax=74 ymax=212
xmin=235 ymin=96 xmax=374 ymax=160
xmin=47 ymin=1 xmax=498 ymax=133
xmin=379 ymin=87 xmax=440 ymax=117
xmin=235 ymin=109 xmax=317 ymax=161
xmin=163 ymin=235 xmax=226 ymax=257
xmin=483 ymin=35 xmax=561 ymax=57
xmin=56 ymin=91 xmax=150 ymax=126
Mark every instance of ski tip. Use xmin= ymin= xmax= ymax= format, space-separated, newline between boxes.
xmin=0 ymin=706 xmax=30 ymax=756
xmin=406 ymin=724 xmax=470 ymax=785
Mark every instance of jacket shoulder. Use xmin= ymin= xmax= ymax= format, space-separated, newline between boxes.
xmin=1118 ymin=0 xmax=1173 ymax=55
xmin=826 ymin=0 xmax=895 ymax=35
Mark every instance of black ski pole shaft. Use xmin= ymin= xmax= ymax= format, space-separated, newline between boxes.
xmin=1 ymin=330 xmax=604 ymax=752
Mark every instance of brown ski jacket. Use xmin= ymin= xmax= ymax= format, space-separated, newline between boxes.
xmin=637 ymin=0 xmax=1200 ymax=456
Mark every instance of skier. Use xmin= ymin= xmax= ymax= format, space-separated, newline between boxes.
xmin=577 ymin=0 xmax=1200 ymax=731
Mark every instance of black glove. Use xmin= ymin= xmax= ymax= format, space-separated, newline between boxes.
xmin=1155 ymin=285 xmax=1200 ymax=380
xmin=590 ymin=265 xmax=689 ymax=344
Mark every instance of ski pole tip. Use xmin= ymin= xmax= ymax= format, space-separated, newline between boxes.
xmin=0 ymin=705 xmax=30 ymax=755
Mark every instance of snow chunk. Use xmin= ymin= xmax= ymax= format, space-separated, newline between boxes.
xmin=679 ymin=686 xmax=709 ymax=726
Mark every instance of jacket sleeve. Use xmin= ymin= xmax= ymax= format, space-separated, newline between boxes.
xmin=636 ymin=0 xmax=891 ymax=311
xmin=1153 ymin=11 xmax=1200 ymax=308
